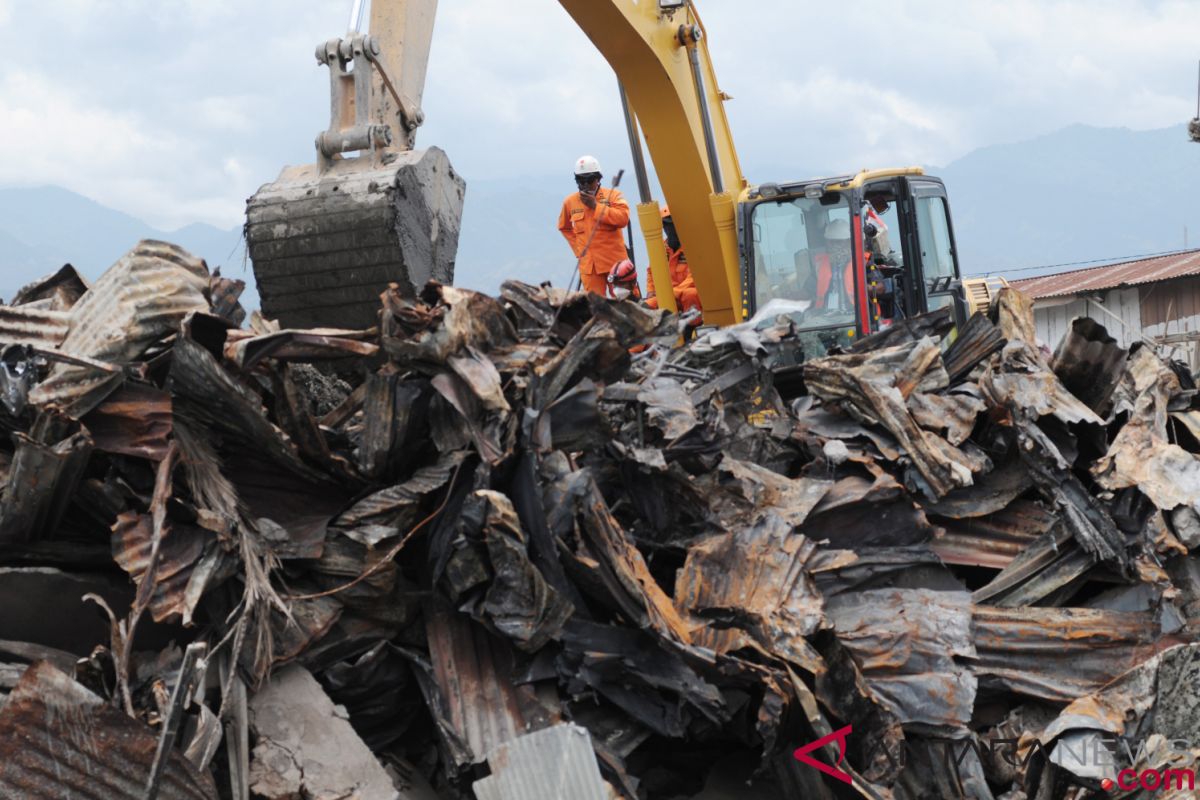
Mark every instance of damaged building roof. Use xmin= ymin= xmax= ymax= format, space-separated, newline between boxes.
xmin=1012 ymin=248 xmax=1200 ymax=299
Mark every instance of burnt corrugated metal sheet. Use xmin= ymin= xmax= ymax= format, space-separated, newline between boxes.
xmin=675 ymin=512 xmax=825 ymax=672
xmin=932 ymin=500 xmax=1055 ymax=570
xmin=827 ymin=588 xmax=977 ymax=734
xmin=423 ymin=598 xmax=560 ymax=768
xmin=29 ymin=240 xmax=211 ymax=418
xmin=0 ymin=307 xmax=71 ymax=348
xmin=0 ymin=662 xmax=216 ymax=799
xmin=974 ymin=606 xmax=1179 ymax=703
xmin=1012 ymin=250 xmax=1200 ymax=299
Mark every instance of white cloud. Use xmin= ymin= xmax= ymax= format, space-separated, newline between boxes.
xmin=3 ymin=0 xmax=1200 ymax=228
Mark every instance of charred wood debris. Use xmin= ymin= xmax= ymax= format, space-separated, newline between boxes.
xmin=0 ymin=240 xmax=1197 ymax=800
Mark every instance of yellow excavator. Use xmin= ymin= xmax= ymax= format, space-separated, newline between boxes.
xmin=247 ymin=0 xmax=999 ymax=350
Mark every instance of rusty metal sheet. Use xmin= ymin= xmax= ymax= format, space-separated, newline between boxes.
xmin=1011 ymin=250 xmax=1200 ymax=300
xmin=381 ymin=283 xmax=518 ymax=365
xmin=557 ymin=617 xmax=727 ymax=740
xmin=448 ymin=346 xmax=511 ymax=412
xmin=224 ymin=327 xmax=378 ymax=369
xmin=1050 ymin=317 xmax=1127 ymax=415
xmin=931 ymin=499 xmax=1055 ymax=570
xmin=994 ymin=287 xmax=1039 ymax=347
xmin=907 ymin=388 xmax=987 ymax=446
xmin=973 ymin=605 xmax=1179 ymax=704
xmin=564 ymin=472 xmax=693 ymax=644
xmin=0 ymin=420 xmax=92 ymax=544
xmin=423 ymin=598 xmax=560 ymax=769
xmin=30 ymin=240 xmax=211 ymax=417
xmin=1094 ymin=347 xmax=1200 ymax=514
xmin=111 ymin=512 xmax=220 ymax=626
xmin=793 ymin=405 xmax=903 ymax=461
xmin=637 ymin=377 xmax=699 ymax=439
xmin=849 ymin=306 xmax=955 ymax=354
xmin=355 ymin=373 xmax=430 ymax=480
xmin=1013 ymin=417 xmax=1128 ymax=568
xmin=432 ymin=371 xmax=511 ymax=464
xmin=702 ymin=457 xmax=833 ymax=531
xmin=925 ymin=460 xmax=1035 ymax=520
xmin=337 ymin=451 xmax=468 ymax=530
xmin=804 ymin=338 xmax=976 ymax=498
xmin=10 ymin=264 xmax=90 ymax=309
xmin=827 ymin=588 xmax=977 ymax=734
xmin=0 ymin=305 xmax=70 ymax=348
xmin=980 ymin=340 xmax=1104 ymax=427
xmin=942 ymin=311 xmax=1006 ymax=383
xmin=207 ymin=272 xmax=245 ymax=326
xmin=1039 ymin=642 xmax=1200 ymax=752
xmin=1109 ymin=344 xmax=1181 ymax=424
xmin=0 ymin=661 xmax=217 ymax=799
xmin=802 ymin=472 xmax=936 ymax=548
xmin=808 ymin=545 xmax=950 ymax=597
xmin=675 ymin=512 xmax=825 ymax=672
xmin=1095 ymin=424 xmax=1200 ymax=514
xmin=530 ymin=320 xmax=633 ymax=410
xmin=168 ymin=328 xmax=329 ymax=486
xmin=81 ymin=381 xmax=172 ymax=460
xmin=972 ymin=523 xmax=1095 ymax=607
xmin=446 ymin=490 xmax=573 ymax=652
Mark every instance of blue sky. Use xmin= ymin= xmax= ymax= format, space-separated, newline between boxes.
xmin=0 ymin=0 xmax=1197 ymax=230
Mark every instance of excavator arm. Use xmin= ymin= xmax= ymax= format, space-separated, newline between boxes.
xmin=248 ymin=0 xmax=750 ymax=329
xmin=559 ymin=0 xmax=747 ymax=324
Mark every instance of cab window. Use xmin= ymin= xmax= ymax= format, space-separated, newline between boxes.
xmin=751 ymin=195 xmax=855 ymax=329
xmin=915 ymin=196 xmax=956 ymax=281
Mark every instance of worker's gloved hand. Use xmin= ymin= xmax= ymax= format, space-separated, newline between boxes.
xmin=580 ymin=192 xmax=597 ymax=210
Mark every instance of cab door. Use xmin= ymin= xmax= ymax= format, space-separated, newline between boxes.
xmin=905 ymin=180 xmax=967 ymax=324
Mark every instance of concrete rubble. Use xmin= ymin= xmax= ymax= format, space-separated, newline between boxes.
xmin=0 ymin=239 xmax=1197 ymax=798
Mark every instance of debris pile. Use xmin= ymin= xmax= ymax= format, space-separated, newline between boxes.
xmin=0 ymin=240 xmax=1199 ymax=799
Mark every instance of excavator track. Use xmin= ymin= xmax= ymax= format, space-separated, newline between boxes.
xmin=246 ymin=147 xmax=464 ymax=330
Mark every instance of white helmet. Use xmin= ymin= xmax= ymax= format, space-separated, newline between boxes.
xmin=824 ymin=219 xmax=851 ymax=241
xmin=574 ymin=155 xmax=602 ymax=176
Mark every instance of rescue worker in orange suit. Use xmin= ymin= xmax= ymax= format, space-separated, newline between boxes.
xmin=645 ymin=206 xmax=702 ymax=325
xmin=805 ymin=218 xmax=856 ymax=312
xmin=557 ymin=155 xmax=631 ymax=296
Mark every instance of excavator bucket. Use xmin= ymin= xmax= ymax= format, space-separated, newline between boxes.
xmin=245 ymin=1 xmax=463 ymax=330
xmin=246 ymin=149 xmax=463 ymax=330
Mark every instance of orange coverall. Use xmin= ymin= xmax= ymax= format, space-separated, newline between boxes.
xmin=557 ymin=187 xmax=631 ymax=295
xmin=646 ymin=245 xmax=702 ymax=313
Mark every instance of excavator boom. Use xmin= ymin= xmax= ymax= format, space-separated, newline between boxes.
xmin=559 ymin=0 xmax=747 ymax=324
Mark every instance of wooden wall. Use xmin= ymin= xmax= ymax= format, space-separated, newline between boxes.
xmin=1032 ymin=288 xmax=1141 ymax=351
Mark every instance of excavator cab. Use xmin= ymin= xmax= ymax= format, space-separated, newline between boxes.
xmin=742 ymin=168 xmax=977 ymax=355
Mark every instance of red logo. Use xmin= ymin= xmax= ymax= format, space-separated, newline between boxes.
xmin=793 ymin=725 xmax=854 ymax=785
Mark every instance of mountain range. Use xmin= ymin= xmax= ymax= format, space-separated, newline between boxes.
xmin=3 ymin=123 xmax=1198 ymax=308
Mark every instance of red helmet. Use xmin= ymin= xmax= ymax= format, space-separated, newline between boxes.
xmin=606 ymin=259 xmax=641 ymax=301
xmin=608 ymin=259 xmax=638 ymax=286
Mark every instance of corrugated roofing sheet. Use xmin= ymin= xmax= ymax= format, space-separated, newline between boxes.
xmin=472 ymin=724 xmax=609 ymax=800
xmin=1011 ymin=249 xmax=1200 ymax=299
